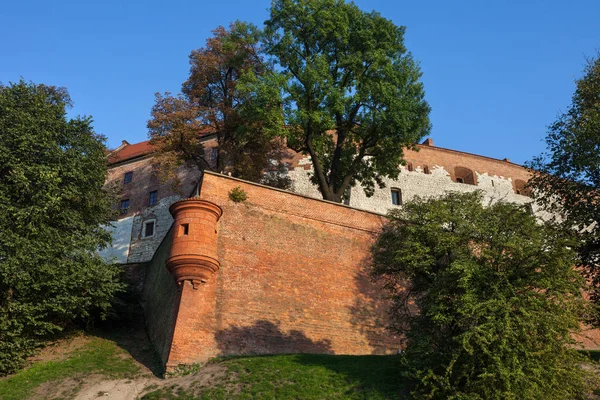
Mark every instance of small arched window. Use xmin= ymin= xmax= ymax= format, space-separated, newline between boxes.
xmin=454 ymin=167 xmax=476 ymax=185
xmin=407 ymin=163 xmax=414 ymax=172
xmin=514 ymin=180 xmax=531 ymax=197
xmin=423 ymin=165 xmax=431 ymax=174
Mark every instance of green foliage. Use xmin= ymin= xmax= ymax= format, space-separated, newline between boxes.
xmin=142 ymin=354 xmax=405 ymax=399
xmin=372 ymin=192 xmax=594 ymax=399
xmin=263 ymin=0 xmax=431 ymax=202
xmin=0 ymin=80 xmax=123 ymax=375
xmin=527 ymin=54 xmax=600 ymax=320
xmin=228 ymin=186 xmax=248 ymax=203
xmin=148 ymin=22 xmax=291 ymax=190
xmin=0 ymin=336 xmax=141 ymax=400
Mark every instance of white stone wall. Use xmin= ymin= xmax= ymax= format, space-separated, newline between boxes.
xmin=99 ymin=216 xmax=134 ymax=264
xmin=287 ymin=158 xmax=542 ymax=216
xmin=127 ymin=195 xmax=182 ymax=264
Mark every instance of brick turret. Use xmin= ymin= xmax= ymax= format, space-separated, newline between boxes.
xmin=166 ymin=198 xmax=222 ymax=289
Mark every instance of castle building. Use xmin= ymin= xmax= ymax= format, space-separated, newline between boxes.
xmin=101 ymin=136 xmax=538 ymax=267
xmin=102 ymin=137 xmax=595 ymax=373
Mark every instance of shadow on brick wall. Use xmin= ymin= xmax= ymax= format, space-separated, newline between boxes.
xmin=348 ymin=260 xmax=406 ymax=354
xmin=215 ymin=320 xmax=333 ymax=356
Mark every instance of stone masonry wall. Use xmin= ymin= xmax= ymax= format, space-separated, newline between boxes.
xmin=164 ymin=172 xmax=401 ymax=368
xmin=287 ymin=144 xmax=541 ymax=216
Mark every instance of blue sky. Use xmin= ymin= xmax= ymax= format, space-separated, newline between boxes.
xmin=1 ymin=0 xmax=598 ymax=165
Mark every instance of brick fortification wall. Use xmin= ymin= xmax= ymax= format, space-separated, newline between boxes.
xmin=157 ymin=172 xmax=400 ymax=370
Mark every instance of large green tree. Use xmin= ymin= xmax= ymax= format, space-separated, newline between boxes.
xmin=372 ymin=192 xmax=593 ymax=399
xmin=148 ymin=22 xmax=289 ymax=188
xmin=263 ymin=0 xmax=431 ymax=202
xmin=0 ymin=81 xmax=123 ymax=375
xmin=528 ymin=54 xmax=600 ymax=317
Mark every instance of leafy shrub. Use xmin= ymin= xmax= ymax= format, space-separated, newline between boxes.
xmin=372 ymin=191 xmax=595 ymax=399
xmin=228 ymin=186 xmax=248 ymax=203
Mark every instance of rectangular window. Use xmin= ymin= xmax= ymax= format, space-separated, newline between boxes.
xmin=120 ymin=199 xmax=130 ymax=215
xmin=343 ymin=187 xmax=351 ymax=206
xmin=181 ymin=223 xmax=189 ymax=236
xmin=391 ymin=189 xmax=402 ymax=206
xmin=124 ymin=171 xmax=133 ymax=184
xmin=143 ymin=220 xmax=155 ymax=238
xmin=148 ymin=190 xmax=158 ymax=206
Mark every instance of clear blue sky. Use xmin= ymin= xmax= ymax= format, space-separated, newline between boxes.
xmin=1 ymin=0 xmax=598 ymax=165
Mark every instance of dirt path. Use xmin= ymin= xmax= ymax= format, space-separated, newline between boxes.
xmin=73 ymin=377 xmax=157 ymax=400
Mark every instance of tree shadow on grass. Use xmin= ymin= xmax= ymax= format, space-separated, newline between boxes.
xmin=293 ymin=353 xmax=408 ymax=399
xmin=93 ymin=301 xmax=164 ymax=377
xmin=213 ymin=320 xmax=407 ymax=398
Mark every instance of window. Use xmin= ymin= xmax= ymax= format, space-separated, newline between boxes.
xmin=151 ymin=164 xmax=160 ymax=181
xmin=181 ymin=223 xmax=189 ymax=236
xmin=148 ymin=190 xmax=158 ymax=206
xmin=343 ymin=187 xmax=351 ymax=206
xmin=143 ymin=220 xmax=155 ymax=238
xmin=423 ymin=165 xmax=431 ymax=174
xmin=407 ymin=163 xmax=414 ymax=172
xmin=454 ymin=166 xmax=476 ymax=185
xmin=124 ymin=171 xmax=133 ymax=184
xmin=514 ymin=180 xmax=531 ymax=197
xmin=391 ymin=188 xmax=402 ymax=206
xmin=120 ymin=199 xmax=130 ymax=215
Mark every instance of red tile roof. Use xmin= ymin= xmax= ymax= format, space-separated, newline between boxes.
xmin=108 ymin=140 xmax=155 ymax=164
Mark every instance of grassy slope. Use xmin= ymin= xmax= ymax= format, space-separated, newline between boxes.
xmin=0 ymin=333 xmax=407 ymax=400
xmin=0 ymin=337 xmax=142 ymax=400
xmin=142 ymin=354 xmax=406 ymax=400
xmin=2 ymin=333 xmax=600 ymax=400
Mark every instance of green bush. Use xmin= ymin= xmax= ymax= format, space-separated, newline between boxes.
xmin=228 ymin=186 xmax=248 ymax=203
xmin=372 ymin=191 xmax=595 ymax=399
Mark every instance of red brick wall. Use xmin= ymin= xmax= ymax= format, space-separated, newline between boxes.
xmin=165 ymin=173 xmax=401 ymax=368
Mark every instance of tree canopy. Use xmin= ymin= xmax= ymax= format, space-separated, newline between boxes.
xmin=148 ymin=21 xmax=290 ymax=188
xmin=372 ymin=192 xmax=592 ymax=399
xmin=0 ymin=80 xmax=123 ymax=375
xmin=263 ymin=0 xmax=431 ymax=202
xmin=527 ymin=54 xmax=600 ymax=317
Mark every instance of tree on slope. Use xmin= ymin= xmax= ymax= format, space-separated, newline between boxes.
xmin=263 ymin=0 xmax=431 ymax=202
xmin=0 ymin=81 xmax=123 ymax=375
xmin=528 ymin=54 xmax=600 ymax=319
xmin=372 ymin=192 xmax=593 ymax=399
xmin=148 ymin=21 xmax=290 ymax=188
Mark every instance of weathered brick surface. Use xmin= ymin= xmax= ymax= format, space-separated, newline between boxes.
xmin=105 ymin=156 xmax=199 ymax=263
xmin=165 ymin=173 xmax=400 ymax=368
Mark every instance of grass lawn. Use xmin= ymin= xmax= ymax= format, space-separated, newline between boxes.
xmin=0 ymin=336 xmax=141 ymax=400
xmin=141 ymin=353 xmax=406 ymax=400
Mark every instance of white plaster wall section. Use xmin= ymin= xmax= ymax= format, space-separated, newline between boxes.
xmin=127 ymin=195 xmax=182 ymax=263
xmin=99 ymin=216 xmax=134 ymax=264
xmin=287 ymin=159 xmax=323 ymax=199
xmin=289 ymin=161 xmax=543 ymax=219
